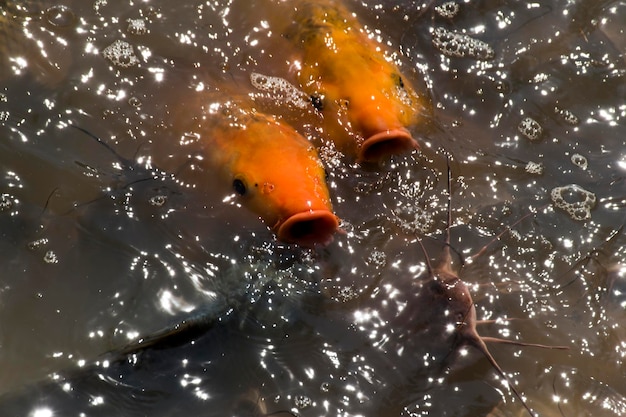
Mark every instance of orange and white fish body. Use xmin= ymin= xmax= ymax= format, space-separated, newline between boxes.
xmin=200 ymin=103 xmax=338 ymax=246
xmin=287 ymin=0 xmax=429 ymax=162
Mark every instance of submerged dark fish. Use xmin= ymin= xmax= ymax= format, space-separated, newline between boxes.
xmin=287 ymin=0 xmax=430 ymax=162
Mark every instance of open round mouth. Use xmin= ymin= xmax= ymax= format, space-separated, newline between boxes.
xmin=276 ymin=210 xmax=339 ymax=247
xmin=359 ymin=128 xmax=418 ymax=162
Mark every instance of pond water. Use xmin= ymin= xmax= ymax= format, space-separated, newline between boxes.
xmin=0 ymin=0 xmax=625 ymax=416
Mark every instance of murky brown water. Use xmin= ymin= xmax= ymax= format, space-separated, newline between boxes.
xmin=0 ymin=0 xmax=625 ymax=416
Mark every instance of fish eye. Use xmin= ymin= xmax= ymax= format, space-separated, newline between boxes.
xmin=233 ymin=178 xmax=247 ymax=195
xmin=310 ymin=94 xmax=324 ymax=111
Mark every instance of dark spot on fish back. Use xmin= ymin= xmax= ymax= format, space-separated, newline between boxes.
xmin=392 ymin=73 xmax=405 ymax=89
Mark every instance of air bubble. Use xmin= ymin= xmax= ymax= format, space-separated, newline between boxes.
xmin=366 ymin=250 xmax=387 ymax=268
xmin=550 ymin=184 xmax=596 ymax=221
xmin=525 ymin=161 xmax=544 ymax=175
xmin=555 ymin=107 xmax=580 ymax=125
xmin=431 ymin=27 xmax=494 ymax=60
xmin=0 ymin=194 xmax=14 ymax=211
xmin=149 ymin=195 xmax=167 ymax=207
xmin=435 ymin=2 xmax=460 ymax=18
xmin=570 ymin=153 xmax=588 ymax=170
xmin=28 ymin=238 xmax=49 ymax=250
xmin=294 ymin=395 xmax=312 ymax=409
xmin=44 ymin=250 xmax=59 ymax=264
xmin=250 ymin=72 xmax=310 ymax=109
xmin=518 ymin=117 xmax=543 ymax=141
xmin=128 ymin=97 xmax=142 ymax=107
xmin=326 ymin=284 xmax=359 ymax=303
xmin=103 ymin=40 xmax=140 ymax=68
xmin=180 ymin=132 xmax=200 ymax=146
xmin=45 ymin=5 xmax=76 ymax=28
xmin=127 ymin=18 xmax=148 ymax=35
xmin=393 ymin=206 xmax=434 ymax=235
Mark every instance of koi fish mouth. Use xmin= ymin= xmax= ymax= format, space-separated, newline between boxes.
xmin=276 ymin=210 xmax=339 ymax=247
xmin=359 ymin=128 xmax=418 ymax=162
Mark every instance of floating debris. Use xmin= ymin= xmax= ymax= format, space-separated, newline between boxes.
xmin=550 ymin=184 xmax=596 ymax=221
xmin=570 ymin=153 xmax=588 ymax=170
xmin=250 ymin=72 xmax=310 ymax=109
xmin=525 ymin=161 xmax=544 ymax=175
xmin=103 ymin=40 xmax=140 ymax=68
xmin=435 ymin=2 xmax=460 ymax=19
xmin=518 ymin=117 xmax=543 ymax=141
xmin=431 ymin=27 xmax=495 ymax=60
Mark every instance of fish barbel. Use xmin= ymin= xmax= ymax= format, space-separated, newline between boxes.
xmin=200 ymin=104 xmax=339 ymax=246
xmin=288 ymin=0 xmax=430 ymax=162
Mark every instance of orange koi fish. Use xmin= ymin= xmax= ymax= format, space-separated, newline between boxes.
xmin=287 ymin=0 xmax=429 ymax=162
xmin=201 ymin=104 xmax=338 ymax=246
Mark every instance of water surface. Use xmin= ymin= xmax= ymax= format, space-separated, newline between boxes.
xmin=0 ymin=0 xmax=625 ymax=416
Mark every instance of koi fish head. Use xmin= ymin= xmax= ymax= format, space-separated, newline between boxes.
xmin=290 ymin=1 xmax=429 ymax=162
xmin=214 ymin=112 xmax=338 ymax=246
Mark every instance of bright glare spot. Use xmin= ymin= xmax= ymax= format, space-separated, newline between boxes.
xmin=31 ymin=408 xmax=54 ymax=417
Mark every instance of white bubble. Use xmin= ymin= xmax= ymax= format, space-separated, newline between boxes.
xmin=570 ymin=153 xmax=588 ymax=170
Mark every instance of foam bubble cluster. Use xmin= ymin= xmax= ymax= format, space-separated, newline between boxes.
xmin=555 ymin=106 xmax=580 ymax=125
xmin=525 ymin=161 xmax=544 ymax=175
xmin=435 ymin=2 xmax=460 ymax=18
xmin=250 ymin=72 xmax=309 ymax=109
xmin=43 ymin=250 xmax=59 ymax=264
xmin=0 ymin=194 xmax=14 ymax=211
xmin=103 ymin=40 xmax=140 ymax=68
xmin=127 ymin=18 xmax=148 ymax=35
xmin=518 ymin=117 xmax=543 ymax=141
xmin=432 ymin=27 xmax=495 ymax=60
xmin=393 ymin=206 xmax=434 ymax=235
xmin=550 ymin=184 xmax=596 ymax=221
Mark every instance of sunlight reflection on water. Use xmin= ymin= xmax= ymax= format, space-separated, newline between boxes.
xmin=0 ymin=0 xmax=625 ymax=416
